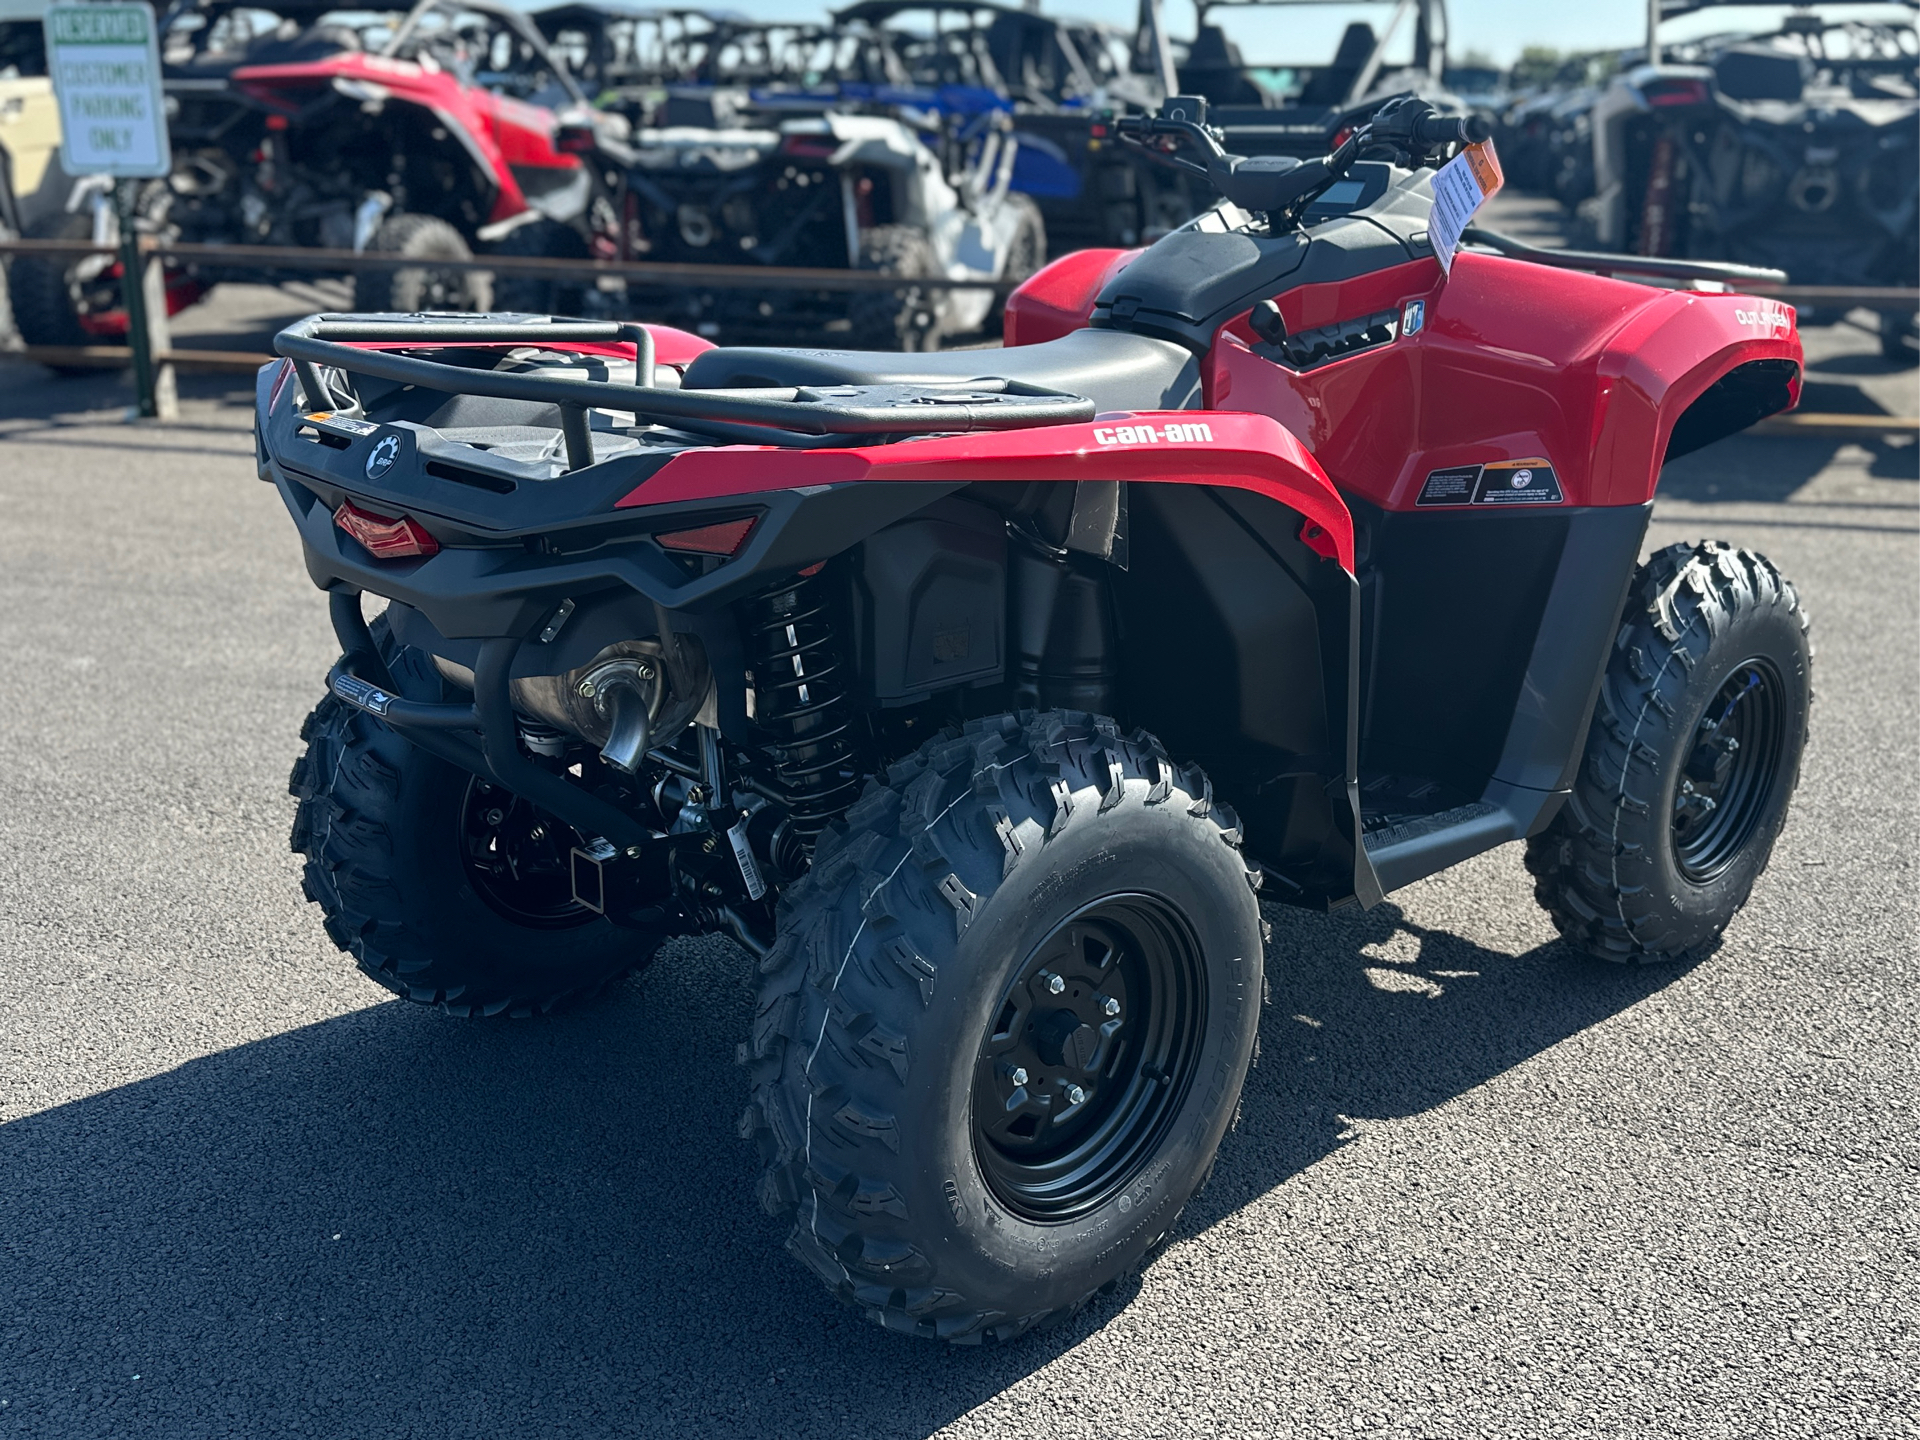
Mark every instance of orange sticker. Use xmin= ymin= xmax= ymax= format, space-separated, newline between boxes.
xmin=1462 ymin=140 xmax=1505 ymax=200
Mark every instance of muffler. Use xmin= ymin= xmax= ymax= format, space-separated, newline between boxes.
xmin=434 ymin=636 xmax=710 ymax=771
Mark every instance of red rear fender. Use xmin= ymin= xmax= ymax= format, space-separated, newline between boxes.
xmin=622 ymin=410 xmax=1357 ymax=573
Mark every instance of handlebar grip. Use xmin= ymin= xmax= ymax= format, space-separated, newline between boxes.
xmin=1413 ymin=113 xmax=1493 ymax=147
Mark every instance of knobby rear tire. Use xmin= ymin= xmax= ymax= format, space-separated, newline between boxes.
xmin=739 ymin=711 xmax=1264 ymax=1342
xmin=287 ymin=624 xmax=651 ymax=1016
xmin=353 ymin=212 xmax=492 ymax=314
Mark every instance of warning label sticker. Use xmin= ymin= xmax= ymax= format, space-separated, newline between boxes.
xmin=1475 ymin=458 xmax=1562 ymax=505
xmin=1416 ymin=458 xmax=1563 ymax=507
xmin=1416 ymin=465 xmax=1480 ymax=506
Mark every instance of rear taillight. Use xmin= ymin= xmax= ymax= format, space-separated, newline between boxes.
xmin=1647 ymin=79 xmax=1712 ymax=106
xmin=335 ymin=501 xmax=440 ymax=560
xmin=780 ymin=134 xmax=837 ymax=159
xmin=655 ymin=517 xmax=756 ymax=556
xmin=267 ymin=359 xmax=294 ymax=411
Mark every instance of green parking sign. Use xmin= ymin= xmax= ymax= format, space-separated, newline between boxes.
xmin=46 ymin=2 xmax=170 ymax=178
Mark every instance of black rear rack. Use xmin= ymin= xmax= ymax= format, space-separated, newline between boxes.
xmin=273 ymin=313 xmax=1097 ymax=467
xmin=1462 ymin=228 xmax=1789 ymax=287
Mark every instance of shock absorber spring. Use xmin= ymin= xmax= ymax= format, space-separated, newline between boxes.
xmin=742 ymin=572 xmax=865 ymax=865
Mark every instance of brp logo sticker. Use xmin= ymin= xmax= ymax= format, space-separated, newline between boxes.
xmin=365 ymin=433 xmax=401 ymax=479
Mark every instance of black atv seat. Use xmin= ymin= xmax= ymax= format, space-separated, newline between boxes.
xmin=678 ymin=328 xmax=1203 ymax=415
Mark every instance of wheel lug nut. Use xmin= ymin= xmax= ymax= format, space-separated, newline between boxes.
xmin=485 ymin=808 xmax=505 ymax=825
xmin=1042 ymin=972 xmax=1065 ymax=995
xmin=1067 ymin=1085 xmax=1086 ymax=1106
xmin=1102 ymin=997 xmax=1120 ymax=1017
xmin=1009 ymin=1066 xmax=1029 ymax=1086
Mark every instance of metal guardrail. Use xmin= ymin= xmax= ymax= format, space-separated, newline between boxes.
xmin=4 ymin=236 xmax=1912 ymax=303
xmin=0 ymin=237 xmax=1022 ymax=294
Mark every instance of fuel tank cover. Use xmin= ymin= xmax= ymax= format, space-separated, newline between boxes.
xmin=1093 ymin=230 xmax=1308 ymax=339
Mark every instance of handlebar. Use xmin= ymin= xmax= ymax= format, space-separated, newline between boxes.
xmin=1413 ymin=112 xmax=1493 ymax=148
xmin=1115 ymin=95 xmax=1484 ymax=226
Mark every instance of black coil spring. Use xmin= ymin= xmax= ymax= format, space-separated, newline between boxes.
xmin=743 ymin=573 xmax=865 ymax=856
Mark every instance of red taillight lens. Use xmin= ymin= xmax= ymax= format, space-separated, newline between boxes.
xmin=655 ymin=517 xmax=756 ymax=556
xmin=335 ymin=501 xmax=440 ymax=560
xmin=267 ymin=359 xmax=294 ymax=411
xmin=780 ymin=134 xmax=837 ymax=159
xmin=1647 ymin=79 xmax=1712 ymax=106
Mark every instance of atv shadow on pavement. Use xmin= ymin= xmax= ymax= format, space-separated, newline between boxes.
xmin=0 ymin=882 xmax=1690 ymax=1438
xmin=1658 ymin=431 xmax=1917 ymax=503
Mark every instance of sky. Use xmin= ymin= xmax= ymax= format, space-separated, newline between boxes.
xmin=665 ymin=2 xmax=1919 ymax=68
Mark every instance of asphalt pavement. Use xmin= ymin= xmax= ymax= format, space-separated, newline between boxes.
xmin=0 ymin=299 xmax=1914 ymax=1440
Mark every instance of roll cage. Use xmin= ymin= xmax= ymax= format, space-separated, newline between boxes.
xmin=1186 ymin=0 xmax=1451 ymax=109
xmin=381 ymin=0 xmax=591 ymax=108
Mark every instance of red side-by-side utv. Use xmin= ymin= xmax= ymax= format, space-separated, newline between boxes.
xmin=256 ymin=96 xmax=1813 ymax=1342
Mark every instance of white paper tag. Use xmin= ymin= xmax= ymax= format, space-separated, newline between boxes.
xmin=728 ymin=821 xmax=767 ymax=901
xmin=1428 ymin=139 xmax=1505 ymax=274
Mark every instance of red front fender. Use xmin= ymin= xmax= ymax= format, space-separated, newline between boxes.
xmin=1590 ymin=291 xmax=1802 ymax=505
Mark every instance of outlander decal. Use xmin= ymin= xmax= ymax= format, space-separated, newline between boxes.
xmin=1733 ymin=302 xmax=1792 ymax=332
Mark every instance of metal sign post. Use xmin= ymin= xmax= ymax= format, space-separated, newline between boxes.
xmin=44 ymin=2 xmax=174 ymax=419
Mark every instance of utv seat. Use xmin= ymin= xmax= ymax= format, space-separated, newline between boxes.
xmin=678 ymin=328 xmax=1203 ymax=414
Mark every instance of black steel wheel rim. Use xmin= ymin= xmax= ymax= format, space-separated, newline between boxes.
xmin=972 ymin=894 xmax=1207 ymax=1223
xmin=459 ymin=777 xmax=598 ymax=928
xmin=1671 ymin=658 xmax=1788 ymax=884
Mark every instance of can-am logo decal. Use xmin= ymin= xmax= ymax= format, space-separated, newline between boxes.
xmin=1733 ymin=303 xmax=1791 ymax=331
xmin=365 ymin=433 xmax=401 ymax=478
xmin=1417 ymin=457 xmax=1564 ymax=507
xmin=1092 ymin=422 xmax=1214 ymax=446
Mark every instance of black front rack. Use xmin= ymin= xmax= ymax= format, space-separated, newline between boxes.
xmin=273 ymin=313 xmax=1098 ymax=468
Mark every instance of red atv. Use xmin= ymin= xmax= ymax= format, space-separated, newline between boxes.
xmin=258 ymin=96 xmax=1811 ymax=1342
xmin=10 ymin=0 xmax=632 ymax=351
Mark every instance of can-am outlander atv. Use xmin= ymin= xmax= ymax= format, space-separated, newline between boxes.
xmin=260 ymin=95 xmax=1813 ymax=1343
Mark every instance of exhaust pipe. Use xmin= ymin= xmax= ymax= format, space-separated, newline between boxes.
xmin=597 ymin=676 xmax=654 ymax=773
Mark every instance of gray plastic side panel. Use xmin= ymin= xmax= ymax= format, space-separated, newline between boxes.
xmin=1491 ymin=503 xmax=1653 ymax=793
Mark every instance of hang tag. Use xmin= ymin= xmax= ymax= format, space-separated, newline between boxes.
xmin=1429 ymin=138 xmax=1504 ymax=274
